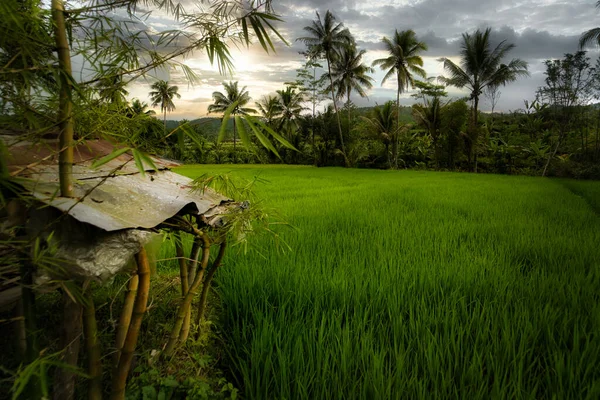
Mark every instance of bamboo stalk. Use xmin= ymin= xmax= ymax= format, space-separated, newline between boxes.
xmin=54 ymin=290 xmax=83 ymax=400
xmin=179 ymin=238 xmax=202 ymax=344
xmin=175 ymin=233 xmax=191 ymax=343
xmin=196 ymin=241 xmax=227 ymax=339
xmin=83 ymin=290 xmax=102 ymax=400
xmin=113 ymin=274 xmax=138 ymax=369
xmin=110 ymin=249 xmax=151 ymax=400
xmin=175 ymin=233 xmax=189 ymax=295
xmin=163 ymin=234 xmax=211 ymax=357
xmin=51 ymin=0 xmax=75 ymax=198
xmin=187 ymin=238 xmax=202 ymax=285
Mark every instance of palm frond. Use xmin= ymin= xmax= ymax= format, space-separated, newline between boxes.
xmin=580 ymin=27 xmax=600 ymax=49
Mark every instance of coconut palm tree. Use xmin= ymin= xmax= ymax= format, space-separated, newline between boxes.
xmin=129 ymin=99 xmax=156 ymax=116
xmin=372 ymin=29 xmax=427 ymax=168
xmin=298 ymin=10 xmax=353 ymax=162
xmin=256 ymin=94 xmax=282 ymax=126
xmin=580 ymin=1 xmax=600 ymax=48
xmin=275 ymin=86 xmax=305 ymax=138
xmin=327 ymin=45 xmax=374 ymax=132
xmin=438 ymin=27 xmax=529 ymax=168
xmin=361 ymin=101 xmax=396 ymax=168
xmin=208 ymin=81 xmax=256 ymax=150
xmin=149 ymin=80 xmax=181 ymax=133
xmin=413 ymin=97 xmax=444 ymax=167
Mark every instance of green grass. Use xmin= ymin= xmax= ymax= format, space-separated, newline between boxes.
xmin=175 ymin=165 xmax=600 ymax=399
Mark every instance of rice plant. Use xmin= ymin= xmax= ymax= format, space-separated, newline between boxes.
xmin=176 ymin=165 xmax=600 ymax=399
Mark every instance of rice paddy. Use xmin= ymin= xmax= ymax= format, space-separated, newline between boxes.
xmin=175 ymin=165 xmax=600 ymax=399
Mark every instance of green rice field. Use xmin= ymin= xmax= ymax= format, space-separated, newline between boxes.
xmin=175 ymin=165 xmax=600 ymax=399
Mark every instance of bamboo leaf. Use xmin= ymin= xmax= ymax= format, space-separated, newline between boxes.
xmin=91 ymin=147 xmax=130 ymax=169
xmin=256 ymin=18 xmax=275 ymax=52
xmin=241 ymin=18 xmax=249 ymax=47
xmin=180 ymin=124 xmax=204 ymax=150
xmin=139 ymin=151 xmax=158 ymax=172
xmin=249 ymin=16 xmax=268 ymax=53
xmin=262 ymin=19 xmax=290 ymax=47
xmin=177 ymin=130 xmax=185 ymax=154
xmin=218 ymin=100 xmax=239 ymax=144
xmin=253 ymin=118 xmax=298 ymax=151
xmin=132 ymin=148 xmax=145 ymax=177
xmin=246 ymin=118 xmax=280 ymax=158
xmin=235 ymin=116 xmax=252 ymax=150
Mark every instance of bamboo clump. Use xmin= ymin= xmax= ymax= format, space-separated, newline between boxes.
xmin=110 ymin=249 xmax=151 ymax=400
xmin=162 ymin=233 xmax=210 ymax=357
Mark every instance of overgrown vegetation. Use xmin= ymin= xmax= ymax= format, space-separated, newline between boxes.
xmin=2 ymin=0 xmax=600 ymax=398
xmin=0 ymin=0 xmax=288 ymax=398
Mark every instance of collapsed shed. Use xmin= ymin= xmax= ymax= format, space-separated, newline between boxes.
xmin=4 ymin=136 xmax=233 ymax=281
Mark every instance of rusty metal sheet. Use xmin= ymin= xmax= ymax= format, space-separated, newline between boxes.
xmin=5 ymin=138 xmax=231 ymax=232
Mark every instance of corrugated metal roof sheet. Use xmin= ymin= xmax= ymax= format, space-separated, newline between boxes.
xmin=5 ymin=137 xmax=231 ymax=232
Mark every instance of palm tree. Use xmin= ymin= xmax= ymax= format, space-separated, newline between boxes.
xmin=298 ymin=10 xmax=353 ymax=162
xmin=413 ymin=97 xmax=443 ymax=167
xmin=149 ymin=80 xmax=181 ymax=133
xmin=580 ymin=1 xmax=600 ymax=48
xmin=256 ymin=95 xmax=282 ymax=126
xmin=275 ymin=86 xmax=305 ymax=138
xmin=372 ymin=29 xmax=427 ymax=168
xmin=439 ymin=28 xmax=529 ymax=169
xmin=361 ymin=101 xmax=396 ymax=168
xmin=129 ymin=99 xmax=156 ymax=116
xmin=328 ymin=45 xmax=374 ymax=132
xmin=208 ymin=81 xmax=256 ymax=150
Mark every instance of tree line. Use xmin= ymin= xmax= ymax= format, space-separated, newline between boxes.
xmin=140 ymin=9 xmax=600 ymax=178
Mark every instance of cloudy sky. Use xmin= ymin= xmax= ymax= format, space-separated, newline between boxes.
xmin=120 ymin=0 xmax=600 ymax=119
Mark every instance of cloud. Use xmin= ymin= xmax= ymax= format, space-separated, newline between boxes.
xmin=113 ymin=0 xmax=600 ymax=117
xmin=488 ymin=26 xmax=581 ymax=60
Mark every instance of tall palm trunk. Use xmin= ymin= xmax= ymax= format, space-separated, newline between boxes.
xmin=393 ymin=81 xmax=400 ymax=169
xmin=327 ymin=56 xmax=346 ymax=163
xmin=163 ymin=109 xmax=167 ymax=135
xmin=473 ymin=95 xmax=479 ymax=172
xmin=347 ymin=92 xmax=351 ymax=137
xmin=312 ymin=66 xmax=317 ymax=165
xmin=385 ymin=142 xmax=390 ymax=169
